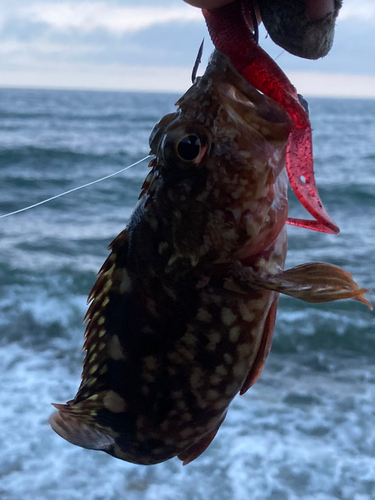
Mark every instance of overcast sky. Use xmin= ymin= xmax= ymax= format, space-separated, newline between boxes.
xmin=1 ymin=0 xmax=375 ymax=96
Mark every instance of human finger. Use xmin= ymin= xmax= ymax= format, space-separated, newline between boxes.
xmin=183 ymin=0 xmax=233 ymax=9
xmin=259 ymin=0 xmax=343 ymax=59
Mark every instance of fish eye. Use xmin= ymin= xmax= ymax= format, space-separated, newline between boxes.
xmin=161 ymin=125 xmax=210 ymax=170
xmin=176 ymin=134 xmax=202 ymax=162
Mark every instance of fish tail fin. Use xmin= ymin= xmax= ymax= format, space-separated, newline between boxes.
xmin=49 ymin=404 xmax=115 ymax=451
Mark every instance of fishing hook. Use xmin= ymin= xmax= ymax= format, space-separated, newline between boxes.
xmin=191 ymin=39 xmax=204 ymax=84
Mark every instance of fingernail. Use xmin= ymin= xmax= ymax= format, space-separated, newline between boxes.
xmin=306 ymin=0 xmax=335 ymax=20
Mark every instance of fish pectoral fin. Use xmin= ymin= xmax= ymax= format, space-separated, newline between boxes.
xmin=271 ymin=262 xmax=372 ymax=308
xmin=49 ymin=406 xmax=115 ymax=451
xmin=227 ymin=261 xmax=372 ymax=308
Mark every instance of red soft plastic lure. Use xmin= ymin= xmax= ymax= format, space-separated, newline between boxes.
xmin=202 ymin=0 xmax=339 ymax=234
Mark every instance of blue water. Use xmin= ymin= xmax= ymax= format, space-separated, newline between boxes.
xmin=1 ymin=88 xmax=375 ymax=500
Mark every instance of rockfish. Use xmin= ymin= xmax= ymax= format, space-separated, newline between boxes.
xmin=50 ymin=50 xmax=370 ymax=466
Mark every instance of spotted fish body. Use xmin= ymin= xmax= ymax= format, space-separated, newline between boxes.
xmin=50 ymin=51 xmax=370 ymax=465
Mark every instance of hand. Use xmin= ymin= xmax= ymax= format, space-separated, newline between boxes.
xmin=183 ymin=0 xmax=343 ymax=60
xmin=184 ymin=0 xmax=233 ymax=7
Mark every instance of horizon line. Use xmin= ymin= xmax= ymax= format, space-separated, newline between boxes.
xmin=1 ymin=67 xmax=375 ymax=99
xmin=1 ymin=84 xmax=375 ymax=101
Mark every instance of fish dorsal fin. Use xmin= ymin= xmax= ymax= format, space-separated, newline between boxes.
xmin=81 ymin=229 xmax=131 ymax=384
xmin=50 ymin=229 xmax=133 ymax=451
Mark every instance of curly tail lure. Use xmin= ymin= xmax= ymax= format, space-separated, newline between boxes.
xmin=202 ymin=0 xmax=339 ymax=235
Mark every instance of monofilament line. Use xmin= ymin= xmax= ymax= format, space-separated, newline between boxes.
xmin=0 ymin=155 xmax=152 ymax=219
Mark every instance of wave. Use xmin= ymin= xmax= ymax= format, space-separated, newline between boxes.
xmin=0 ymin=145 xmax=143 ymax=167
xmin=273 ymin=297 xmax=375 ymax=355
xmin=1 ymin=266 xmax=374 ymax=356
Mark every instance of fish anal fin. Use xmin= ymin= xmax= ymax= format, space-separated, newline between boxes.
xmin=177 ymin=429 xmax=219 ymax=466
xmin=177 ymin=413 xmax=226 ymax=466
xmin=240 ymin=297 xmax=278 ymax=395
xmin=49 ymin=407 xmax=115 ymax=451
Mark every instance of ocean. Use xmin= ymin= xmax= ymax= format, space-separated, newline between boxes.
xmin=0 ymin=87 xmax=374 ymax=500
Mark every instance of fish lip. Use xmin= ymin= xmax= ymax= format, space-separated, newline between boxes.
xmin=207 ymin=50 xmax=292 ymax=129
xmin=176 ymin=50 xmax=291 ymax=136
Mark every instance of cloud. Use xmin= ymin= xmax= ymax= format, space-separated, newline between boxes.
xmin=0 ymin=1 xmax=207 ymax=69
xmin=339 ymin=0 xmax=375 ymax=22
xmin=0 ymin=0 xmax=374 ymax=95
xmin=3 ymin=58 xmax=375 ymax=98
xmin=288 ymin=71 xmax=375 ymax=98
xmin=0 ymin=61 xmax=193 ymax=92
xmin=22 ymin=2 xmax=202 ymax=34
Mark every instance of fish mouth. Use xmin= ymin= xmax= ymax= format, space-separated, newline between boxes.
xmin=208 ymin=50 xmax=292 ymax=141
xmin=202 ymin=52 xmax=291 ymax=257
xmin=206 ymin=51 xmax=339 ymax=235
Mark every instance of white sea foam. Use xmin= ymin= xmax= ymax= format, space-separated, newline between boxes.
xmin=2 ymin=345 xmax=375 ymax=500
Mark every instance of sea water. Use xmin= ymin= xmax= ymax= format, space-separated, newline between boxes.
xmin=0 ymin=88 xmax=375 ymax=500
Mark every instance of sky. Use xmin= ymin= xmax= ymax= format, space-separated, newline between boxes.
xmin=0 ymin=0 xmax=375 ymax=97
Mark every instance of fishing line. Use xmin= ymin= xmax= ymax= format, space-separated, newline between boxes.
xmin=0 ymin=155 xmax=152 ymax=220
xmin=275 ymin=50 xmax=285 ymax=61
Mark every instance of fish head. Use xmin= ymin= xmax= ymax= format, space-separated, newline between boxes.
xmin=147 ymin=51 xmax=291 ymax=265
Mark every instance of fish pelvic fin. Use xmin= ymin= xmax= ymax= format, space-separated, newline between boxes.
xmin=240 ymin=297 xmax=278 ymax=395
xmin=229 ymin=261 xmax=372 ymax=309
xmin=50 ymin=404 xmax=115 ymax=451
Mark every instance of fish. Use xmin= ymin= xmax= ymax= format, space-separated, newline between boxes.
xmin=49 ymin=50 xmax=371 ymax=465
xmin=203 ymin=0 xmax=340 ymax=235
